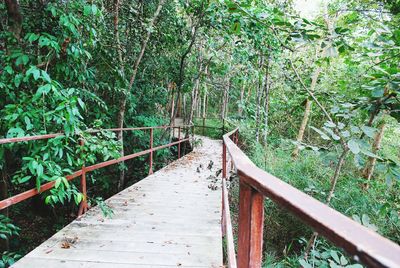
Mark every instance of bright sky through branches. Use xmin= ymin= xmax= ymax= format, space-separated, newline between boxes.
xmin=294 ymin=0 xmax=327 ymax=18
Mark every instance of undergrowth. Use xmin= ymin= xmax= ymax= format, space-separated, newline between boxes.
xmin=228 ymin=122 xmax=400 ymax=267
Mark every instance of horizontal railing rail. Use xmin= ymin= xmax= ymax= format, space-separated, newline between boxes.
xmin=0 ymin=125 xmax=193 ymax=215
xmin=193 ymin=117 xmax=226 ymax=137
xmin=222 ymin=128 xmax=400 ymax=268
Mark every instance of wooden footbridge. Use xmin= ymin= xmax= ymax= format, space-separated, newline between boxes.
xmin=1 ymin=121 xmax=400 ymax=268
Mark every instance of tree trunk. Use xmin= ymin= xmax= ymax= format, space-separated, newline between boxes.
xmin=292 ymin=66 xmax=321 ymax=158
xmin=5 ymin=0 xmax=23 ymax=39
xmin=188 ymin=49 xmax=203 ymax=124
xmin=362 ymin=122 xmax=386 ymax=189
xmin=221 ymin=79 xmax=230 ymax=119
xmin=238 ymin=83 xmax=245 ymax=116
xmin=304 ymin=147 xmax=349 ymax=258
xmin=189 ymin=77 xmax=200 ymax=124
xmin=202 ymin=90 xmax=207 ymax=118
xmin=170 ymin=19 xmax=202 ymax=129
xmin=262 ymin=53 xmax=271 ymax=144
xmin=255 ymin=56 xmax=264 ymax=143
xmin=117 ymin=0 xmax=166 ymax=190
xmin=197 ymin=95 xmax=201 ymax=118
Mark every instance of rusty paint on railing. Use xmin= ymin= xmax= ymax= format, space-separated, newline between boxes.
xmin=0 ymin=126 xmax=191 ymax=212
xmin=222 ymin=128 xmax=400 ymax=268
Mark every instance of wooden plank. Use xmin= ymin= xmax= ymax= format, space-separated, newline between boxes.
xmin=15 ymin=257 xmax=214 ymax=268
xmin=12 ymin=137 xmax=223 ymax=268
xmin=236 ymin=180 xmax=264 ymax=268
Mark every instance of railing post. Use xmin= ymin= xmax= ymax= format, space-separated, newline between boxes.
xmin=149 ymin=128 xmax=154 ymax=175
xmin=78 ymin=139 xmax=88 ymax=217
xmin=237 ymin=176 xmax=264 ymax=268
xmin=221 ymin=177 xmax=226 ymax=236
xmin=202 ymin=117 xmax=205 ymax=136
xmin=222 ymin=141 xmax=227 ymax=179
xmin=178 ymin=126 xmax=181 ymax=159
xmin=222 ymin=118 xmax=225 ymax=137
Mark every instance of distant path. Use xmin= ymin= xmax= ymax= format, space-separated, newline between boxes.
xmin=12 ymin=137 xmax=223 ymax=268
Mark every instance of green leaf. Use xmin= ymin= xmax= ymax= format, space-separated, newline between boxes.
xmin=54 ymin=178 xmax=61 ymax=189
xmin=91 ymin=4 xmax=98 ymax=14
xmin=299 ymin=259 xmax=312 ymax=268
xmin=36 ymin=177 xmax=41 ymax=192
xmin=361 ymin=126 xmax=376 ymax=138
xmin=340 ymin=255 xmax=348 ymax=265
xmin=66 ymin=153 xmax=73 ymax=166
xmin=84 ymin=5 xmax=92 ymax=16
xmin=310 ymin=126 xmax=330 ymax=140
xmin=15 ymin=55 xmax=29 ymax=66
xmin=36 ymin=164 xmax=44 ymax=177
xmin=6 ymin=127 xmax=25 ymax=138
xmin=36 ymin=84 xmax=52 ymax=97
xmin=361 ymin=149 xmax=381 ymax=159
xmin=77 ymin=98 xmax=85 ymax=109
xmin=26 ymin=66 xmax=41 ymax=80
xmin=62 ymin=177 xmax=69 ymax=188
xmin=18 ymin=176 xmax=31 ymax=184
xmin=230 ymin=21 xmax=241 ymax=35
xmin=41 ymin=70 xmax=51 ymax=83
xmin=24 ymin=116 xmax=33 ymax=130
xmin=26 ymin=33 xmax=40 ymax=43
xmin=330 ymin=250 xmax=340 ymax=264
xmin=348 ymin=139 xmax=360 ymax=154
xmin=45 ymin=196 xmax=52 ymax=205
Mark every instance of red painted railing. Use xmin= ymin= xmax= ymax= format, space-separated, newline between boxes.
xmin=221 ymin=128 xmax=400 ymax=268
xmin=0 ymin=125 xmax=192 ymax=214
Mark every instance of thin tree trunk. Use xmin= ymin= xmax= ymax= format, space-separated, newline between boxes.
xmin=189 ymin=49 xmax=203 ymax=124
xmin=255 ymin=56 xmax=264 ymax=143
xmin=197 ymin=96 xmax=201 ymax=118
xmin=5 ymin=0 xmax=23 ymax=39
xmin=221 ymin=79 xmax=230 ymax=119
xmin=292 ymin=66 xmax=321 ymax=158
xmin=238 ymin=82 xmax=245 ymax=116
xmin=362 ymin=122 xmax=386 ymax=189
xmin=262 ymin=53 xmax=271 ymax=144
xmin=189 ymin=77 xmax=200 ymax=124
xmin=117 ymin=0 xmax=165 ymax=190
xmin=203 ymin=90 xmax=207 ymax=118
xmin=171 ymin=21 xmax=201 ymax=129
xmin=304 ymin=148 xmax=349 ymax=259
xmin=182 ymin=94 xmax=187 ymax=122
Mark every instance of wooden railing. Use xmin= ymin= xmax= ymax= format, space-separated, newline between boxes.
xmin=193 ymin=117 xmax=226 ymax=137
xmin=221 ymin=128 xmax=400 ymax=268
xmin=0 ymin=125 xmax=192 ymax=215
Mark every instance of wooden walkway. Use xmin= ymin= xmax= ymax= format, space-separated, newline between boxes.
xmin=13 ymin=137 xmax=223 ymax=268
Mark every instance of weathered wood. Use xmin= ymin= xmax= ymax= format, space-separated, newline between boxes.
xmin=12 ymin=137 xmax=223 ymax=268
xmin=236 ymin=180 xmax=264 ymax=268
xmin=222 ymin=178 xmax=237 ymax=268
xmin=223 ymin=128 xmax=400 ymax=268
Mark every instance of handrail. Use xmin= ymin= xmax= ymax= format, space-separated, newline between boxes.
xmin=0 ymin=125 xmax=192 ymax=214
xmin=0 ymin=125 xmax=194 ymax=145
xmin=222 ymin=128 xmax=400 ymax=268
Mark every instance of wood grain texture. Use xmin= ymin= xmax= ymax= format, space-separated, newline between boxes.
xmin=12 ymin=137 xmax=223 ymax=268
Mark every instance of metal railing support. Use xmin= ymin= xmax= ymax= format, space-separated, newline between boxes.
xmin=149 ymin=128 xmax=154 ymax=175
xmin=78 ymin=139 xmax=88 ymax=216
xmin=178 ymin=127 xmax=181 ymax=159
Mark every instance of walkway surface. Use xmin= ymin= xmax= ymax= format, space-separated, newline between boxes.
xmin=13 ymin=137 xmax=223 ymax=268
